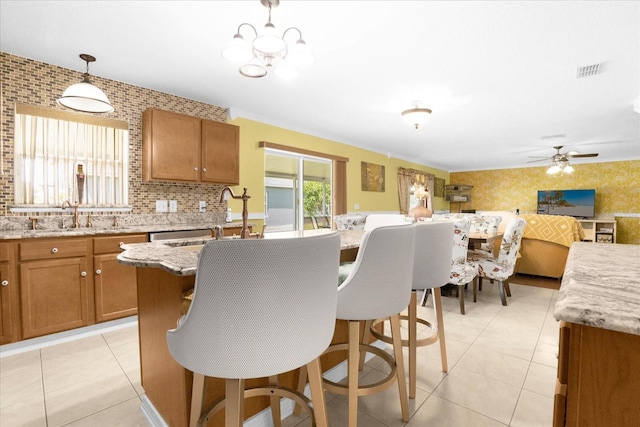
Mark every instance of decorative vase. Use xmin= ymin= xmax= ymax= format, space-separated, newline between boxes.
xmin=409 ymin=199 xmax=432 ymax=220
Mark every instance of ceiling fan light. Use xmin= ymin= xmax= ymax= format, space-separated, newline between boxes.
xmin=563 ymin=164 xmax=574 ymax=174
xmin=546 ymin=164 xmax=561 ymax=175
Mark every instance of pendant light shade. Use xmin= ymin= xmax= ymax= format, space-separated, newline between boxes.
xmin=57 ymin=54 xmax=113 ymax=113
xmin=402 ymin=101 xmax=432 ymax=129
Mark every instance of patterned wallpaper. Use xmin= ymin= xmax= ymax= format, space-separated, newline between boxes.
xmin=451 ymin=160 xmax=640 ymax=244
xmin=0 ymin=52 xmax=229 ymax=216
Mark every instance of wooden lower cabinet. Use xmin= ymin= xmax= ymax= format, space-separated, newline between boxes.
xmin=20 ymin=257 xmax=91 ymax=339
xmin=0 ymin=243 xmax=18 ymax=344
xmin=554 ymin=321 xmax=640 ymax=427
xmin=93 ymin=234 xmax=147 ymax=322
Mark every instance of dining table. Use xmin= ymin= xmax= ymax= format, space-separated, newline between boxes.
xmin=467 ymin=230 xmax=504 ymax=250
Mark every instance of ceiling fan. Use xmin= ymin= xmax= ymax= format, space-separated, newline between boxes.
xmin=527 ymin=145 xmax=598 ymax=174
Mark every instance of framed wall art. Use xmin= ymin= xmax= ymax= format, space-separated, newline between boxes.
xmin=361 ymin=161 xmax=385 ymax=192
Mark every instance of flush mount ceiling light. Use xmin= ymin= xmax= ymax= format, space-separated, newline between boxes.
xmin=57 ymin=54 xmax=113 ymax=113
xmin=222 ymin=0 xmax=315 ymax=79
xmin=401 ymin=101 xmax=432 ymax=129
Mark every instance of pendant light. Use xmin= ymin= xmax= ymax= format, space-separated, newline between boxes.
xmin=57 ymin=54 xmax=114 ymax=113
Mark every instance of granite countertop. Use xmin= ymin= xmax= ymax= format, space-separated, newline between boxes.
xmin=0 ymin=215 xmax=251 ymax=240
xmin=554 ymin=242 xmax=640 ymax=336
xmin=117 ymin=229 xmax=364 ymax=277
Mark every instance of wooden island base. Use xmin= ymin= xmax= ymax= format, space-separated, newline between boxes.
xmin=136 ymin=265 xmax=365 ymax=427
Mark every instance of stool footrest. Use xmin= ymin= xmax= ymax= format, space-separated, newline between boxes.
xmin=321 ymin=343 xmax=398 ymax=397
xmin=370 ymin=317 xmax=439 ymax=347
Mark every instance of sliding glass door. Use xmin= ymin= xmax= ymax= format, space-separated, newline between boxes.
xmin=264 ymin=149 xmax=332 ymax=232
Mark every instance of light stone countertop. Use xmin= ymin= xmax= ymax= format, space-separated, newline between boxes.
xmin=554 ymin=242 xmax=640 ymax=336
xmin=117 ymin=229 xmax=364 ymax=276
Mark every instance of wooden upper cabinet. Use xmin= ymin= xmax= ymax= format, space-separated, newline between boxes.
xmin=201 ymin=119 xmax=239 ymax=184
xmin=142 ymin=108 xmax=239 ymax=184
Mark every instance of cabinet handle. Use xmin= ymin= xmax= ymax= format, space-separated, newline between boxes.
xmin=194 ymin=167 xmax=198 ymax=171
xmin=119 ymin=242 xmax=124 ymax=247
xmin=96 ymin=269 xmax=102 ymax=275
xmin=1 ymin=280 xmax=8 ymax=287
xmin=51 ymin=247 xmax=58 ymax=254
xmin=81 ymin=271 xmax=87 ymax=277
xmin=202 ymin=168 xmax=207 ymax=172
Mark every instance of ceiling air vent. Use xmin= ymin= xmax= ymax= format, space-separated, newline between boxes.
xmin=576 ymin=63 xmax=602 ymax=78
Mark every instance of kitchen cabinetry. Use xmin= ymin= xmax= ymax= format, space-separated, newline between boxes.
xmin=0 ymin=243 xmax=17 ymax=344
xmin=578 ymin=219 xmax=616 ymax=243
xmin=93 ymin=234 xmax=147 ymax=322
xmin=554 ymin=321 xmax=640 ymax=426
xmin=142 ymin=108 xmax=239 ymax=184
xmin=19 ymin=237 xmax=92 ymax=339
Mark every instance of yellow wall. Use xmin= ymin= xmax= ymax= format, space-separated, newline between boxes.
xmin=451 ymin=160 xmax=640 ymax=244
xmin=228 ymin=117 xmax=450 ymax=226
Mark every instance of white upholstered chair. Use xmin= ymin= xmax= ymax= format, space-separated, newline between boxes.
xmin=166 ymin=233 xmax=340 ymax=427
xmin=468 ymin=217 xmax=527 ymax=306
xmin=323 ymin=224 xmax=415 ymax=426
xmin=363 ymin=213 xmax=409 ymax=231
xmin=370 ymin=221 xmax=453 ymax=398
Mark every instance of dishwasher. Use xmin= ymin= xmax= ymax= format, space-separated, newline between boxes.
xmin=148 ymin=229 xmax=212 ymax=242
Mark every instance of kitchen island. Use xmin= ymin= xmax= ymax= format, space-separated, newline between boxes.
xmin=118 ymin=229 xmax=364 ymax=427
xmin=553 ymin=242 xmax=640 ymax=427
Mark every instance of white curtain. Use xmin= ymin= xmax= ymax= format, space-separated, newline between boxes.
xmin=14 ymin=110 xmax=128 ymax=206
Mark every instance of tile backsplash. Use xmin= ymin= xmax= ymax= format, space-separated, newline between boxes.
xmin=1 ymin=52 xmax=230 ymax=216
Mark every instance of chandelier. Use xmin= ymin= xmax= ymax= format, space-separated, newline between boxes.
xmin=546 ymin=160 xmax=574 ymax=175
xmin=57 ymin=54 xmax=113 ymax=113
xmin=401 ymin=101 xmax=432 ymax=129
xmin=222 ymin=0 xmax=315 ymax=79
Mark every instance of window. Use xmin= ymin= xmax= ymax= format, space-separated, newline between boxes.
xmin=14 ymin=104 xmax=129 ymax=208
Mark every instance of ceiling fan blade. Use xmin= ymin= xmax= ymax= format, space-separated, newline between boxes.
xmin=526 ymin=158 xmax=549 ymax=163
xmin=569 ymin=153 xmax=599 ymax=158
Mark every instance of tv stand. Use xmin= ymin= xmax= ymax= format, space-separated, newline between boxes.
xmin=578 ymin=219 xmax=616 ymax=243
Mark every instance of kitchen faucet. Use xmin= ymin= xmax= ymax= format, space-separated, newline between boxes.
xmin=62 ymin=200 xmax=80 ymax=228
xmin=219 ymin=187 xmax=251 ymax=239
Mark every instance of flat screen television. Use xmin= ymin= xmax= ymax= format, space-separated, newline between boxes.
xmin=537 ymin=189 xmax=596 ymax=218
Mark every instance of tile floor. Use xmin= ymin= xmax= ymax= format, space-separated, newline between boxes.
xmin=1 ymin=280 xmax=559 ymax=426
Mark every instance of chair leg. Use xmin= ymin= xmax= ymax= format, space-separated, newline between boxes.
xmin=269 ymin=375 xmax=281 ymax=427
xmin=359 ymin=319 xmax=373 ymax=370
xmin=478 ymin=277 xmax=483 ymax=291
xmin=389 ymin=313 xmax=410 ymax=422
xmin=459 ymin=285 xmax=466 ymax=315
xmin=504 ymin=279 xmax=512 ymax=297
xmin=225 ymin=378 xmax=244 ymax=427
xmin=420 ymin=288 xmax=430 ymax=306
xmin=348 ymin=320 xmax=360 ymax=426
xmin=498 ymin=280 xmax=508 ymax=306
xmin=306 ymin=358 xmax=329 ymax=427
xmin=190 ymin=373 xmax=205 ymax=427
xmin=473 ymin=277 xmax=478 ymax=302
xmin=408 ymin=291 xmax=418 ymax=399
xmin=432 ymin=288 xmax=448 ymax=372
xmin=294 ymin=365 xmax=308 ymax=415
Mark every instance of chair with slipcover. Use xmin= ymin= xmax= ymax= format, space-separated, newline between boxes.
xmin=468 ymin=217 xmax=527 ymax=306
xmin=369 ymin=221 xmax=453 ymax=398
xmin=323 ymin=223 xmax=415 ymax=426
xmin=363 ymin=213 xmax=409 ymax=231
xmin=166 ymin=233 xmax=341 ymax=427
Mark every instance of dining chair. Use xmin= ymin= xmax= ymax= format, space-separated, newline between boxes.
xmin=323 ymin=223 xmax=415 ymax=426
xmin=369 ymin=221 xmax=453 ymax=398
xmin=166 ymin=233 xmax=340 ymax=427
xmin=468 ymin=217 xmax=527 ymax=306
xmin=426 ymin=216 xmax=478 ymax=315
xmin=468 ymin=215 xmax=503 ymax=255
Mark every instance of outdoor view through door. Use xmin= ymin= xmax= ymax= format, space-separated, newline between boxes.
xmin=265 ymin=150 xmax=332 ymax=232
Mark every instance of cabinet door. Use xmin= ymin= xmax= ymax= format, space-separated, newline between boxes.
xmin=201 ymin=119 xmax=239 ymax=184
xmin=0 ymin=262 xmax=17 ymax=344
xmin=94 ymin=253 xmax=138 ymax=322
xmin=143 ymin=108 xmax=201 ymax=182
xmin=20 ymin=257 xmax=90 ymax=339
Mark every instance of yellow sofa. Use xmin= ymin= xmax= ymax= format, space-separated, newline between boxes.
xmin=515 ymin=214 xmax=585 ymax=279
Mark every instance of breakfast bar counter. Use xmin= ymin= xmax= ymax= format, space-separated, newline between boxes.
xmin=552 ymin=242 xmax=640 ymax=427
xmin=117 ymin=229 xmax=364 ymax=427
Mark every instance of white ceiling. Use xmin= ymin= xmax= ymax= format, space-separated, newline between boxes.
xmin=1 ymin=0 xmax=639 ymax=172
